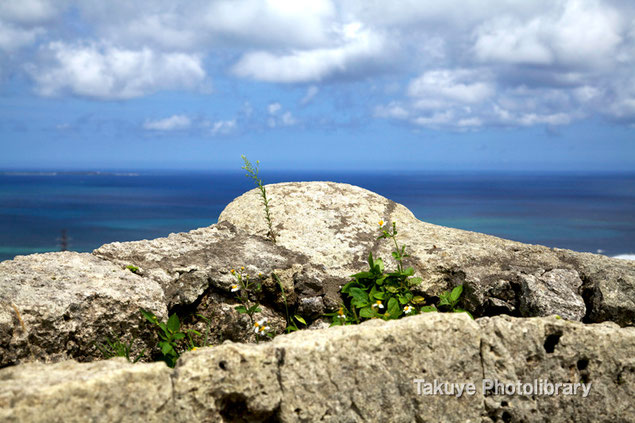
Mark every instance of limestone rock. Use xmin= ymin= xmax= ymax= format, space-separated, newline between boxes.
xmin=0 ymin=358 xmax=172 ymax=423
xmin=219 ymin=182 xmax=635 ymax=325
xmin=479 ymin=315 xmax=635 ymax=422
xmin=0 ymin=252 xmax=166 ymax=367
xmin=2 ymin=314 xmax=634 ymax=422
xmin=93 ymin=221 xmax=311 ymax=309
xmin=518 ymin=268 xmax=586 ymax=321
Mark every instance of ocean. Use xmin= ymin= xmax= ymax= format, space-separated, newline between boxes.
xmin=0 ymin=171 xmax=633 ymax=262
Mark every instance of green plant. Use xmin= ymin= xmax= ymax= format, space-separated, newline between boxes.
xmin=140 ymin=309 xmax=204 ymax=367
xmin=335 ymin=219 xmax=471 ymax=325
xmin=339 ymin=220 xmax=425 ymax=323
xmin=241 ymin=155 xmax=276 ymax=243
xmin=230 ymin=267 xmax=273 ymax=342
xmin=95 ymin=333 xmax=145 ymax=363
xmin=325 ymin=304 xmax=356 ymax=326
xmin=273 ymin=273 xmax=307 ymax=332
xmin=126 ymin=265 xmax=140 ymax=274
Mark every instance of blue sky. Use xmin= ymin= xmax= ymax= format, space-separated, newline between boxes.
xmin=0 ymin=0 xmax=634 ymax=171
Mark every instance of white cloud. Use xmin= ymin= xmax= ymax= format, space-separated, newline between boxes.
xmin=144 ymin=115 xmax=191 ymax=130
xmin=81 ymin=0 xmax=336 ymax=51
xmin=473 ymin=0 xmax=623 ymax=68
xmin=0 ymin=0 xmax=61 ymax=24
xmin=377 ymin=68 xmax=585 ymax=129
xmin=0 ymin=22 xmax=42 ymax=51
xmin=232 ymin=22 xmax=386 ymax=83
xmin=28 ymin=42 xmax=206 ymax=99
xmin=265 ymin=103 xmax=297 ymax=127
xmin=300 ymin=85 xmax=319 ymax=104
xmin=268 ymin=102 xmax=282 ymax=114
xmin=1 ymin=0 xmax=634 ymax=126
xmin=408 ymin=69 xmax=494 ymax=106
xmin=281 ymin=111 xmax=296 ymax=126
xmin=211 ymin=119 xmax=236 ymax=135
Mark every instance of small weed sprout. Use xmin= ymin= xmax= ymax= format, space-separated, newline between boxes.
xmin=242 ymin=155 xmax=276 ymax=243
xmin=95 ymin=333 xmax=145 ymax=363
xmin=230 ymin=267 xmax=273 ymax=342
xmin=126 ymin=265 xmax=140 ymax=274
xmin=273 ymin=272 xmax=307 ymax=332
xmin=140 ymin=309 xmax=206 ymax=368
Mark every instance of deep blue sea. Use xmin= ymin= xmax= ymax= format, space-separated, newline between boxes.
xmin=1 ymin=171 xmax=634 ymax=262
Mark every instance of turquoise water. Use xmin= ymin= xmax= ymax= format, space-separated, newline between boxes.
xmin=0 ymin=171 xmax=633 ymax=261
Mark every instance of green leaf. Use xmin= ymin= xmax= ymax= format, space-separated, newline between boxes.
xmin=387 ymin=297 xmax=401 ymax=318
xmin=235 ymin=305 xmax=247 ymax=313
xmin=167 ymin=314 xmax=180 ymax=333
xmin=374 ymin=258 xmax=384 ymax=274
xmin=412 ymin=296 xmax=426 ymax=305
xmin=403 ymin=267 xmax=414 ymax=276
xmin=386 ymin=286 xmax=399 ymax=293
xmin=450 ymin=285 xmax=463 ymax=302
xmin=408 ymin=277 xmax=422 ymax=286
xmin=349 ymin=287 xmax=369 ymax=304
xmin=359 ymin=307 xmax=375 ymax=318
xmin=294 ymin=315 xmax=307 ymax=325
xmin=420 ymin=305 xmax=437 ymax=313
xmin=367 ymin=251 xmax=374 ymax=268
xmin=173 ymin=333 xmax=186 ymax=340
xmin=160 ymin=342 xmax=174 ymax=356
xmin=372 ymin=291 xmax=385 ymax=300
xmin=341 ymin=281 xmax=356 ymax=293
xmin=376 ymin=276 xmax=386 ymax=285
xmin=398 ymin=294 xmax=410 ymax=305
xmin=140 ymin=309 xmax=157 ymax=324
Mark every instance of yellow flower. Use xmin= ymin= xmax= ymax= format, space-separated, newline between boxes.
xmin=371 ymin=300 xmax=384 ymax=310
xmin=379 ymin=219 xmax=386 ymax=228
xmin=190 ymin=347 xmax=198 ymax=352
xmin=230 ymin=269 xmax=235 ymax=274
xmin=337 ymin=307 xmax=346 ymax=319
xmin=241 ymin=266 xmax=245 ymax=271
xmin=231 ymin=284 xmax=240 ymax=292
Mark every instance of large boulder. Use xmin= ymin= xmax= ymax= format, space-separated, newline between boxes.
xmin=0 ymin=252 xmax=166 ymax=367
xmin=1 ymin=313 xmax=633 ymax=422
xmin=219 ymin=182 xmax=635 ymax=325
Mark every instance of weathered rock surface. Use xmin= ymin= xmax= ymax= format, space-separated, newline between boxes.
xmin=94 ymin=221 xmax=309 ymax=308
xmin=478 ymin=315 xmax=635 ymax=422
xmin=0 ymin=252 xmax=166 ymax=367
xmin=0 ymin=358 xmax=172 ymax=422
xmin=219 ymin=182 xmax=635 ymax=325
xmin=94 ymin=221 xmax=306 ymax=343
xmin=2 ymin=313 xmax=633 ymax=422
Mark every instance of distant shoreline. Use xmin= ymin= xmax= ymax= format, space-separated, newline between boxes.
xmin=0 ymin=171 xmax=139 ymax=176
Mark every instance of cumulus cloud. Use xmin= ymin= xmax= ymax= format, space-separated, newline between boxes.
xmin=472 ymin=0 xmax=623 ymax=68
xmin=0 ymin=0 xmax=61 ymax=24
xmin=143 ymin=115 xmax=191 ymax=131
xmin=1 ymin=0 xmax=634 ymax=127
xmin=27 ymin=42 xmax=206 ymax=99
xmin=0 ymin=22 xmax=43 ymax=51
xmin=232 ymin=22 xmax=386 ymax=83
